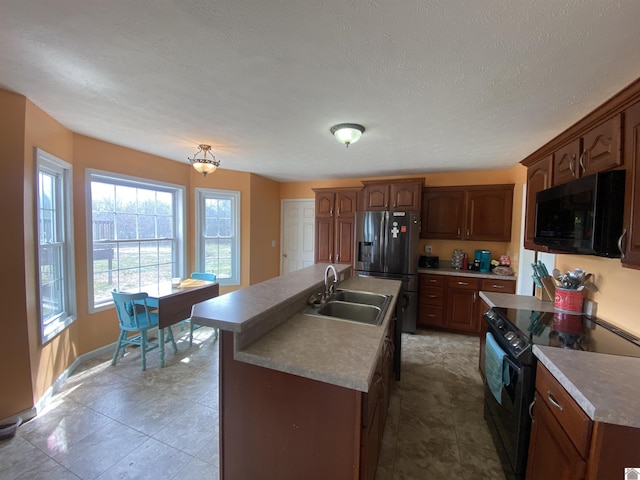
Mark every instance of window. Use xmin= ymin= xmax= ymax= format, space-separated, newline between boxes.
xmin=196 ymin=188 xmax=240 ymax=286
xmin=37 ymin=149 xmax=76 ymax=343
xmin=87 ymin=170 xmax=185 ymax=311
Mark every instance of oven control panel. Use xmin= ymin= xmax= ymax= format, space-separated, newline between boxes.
xmin=483 ymin=308 xmax=531 ymax=360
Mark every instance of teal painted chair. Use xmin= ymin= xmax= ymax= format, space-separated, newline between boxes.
xmin=111 ymin=290 xmax=178 ymax=370
xmin=188 ymin=272 xmax=218 ymax=346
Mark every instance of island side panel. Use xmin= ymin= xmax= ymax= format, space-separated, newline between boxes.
xmin=219 ymin=330 xmax=362 ymax=480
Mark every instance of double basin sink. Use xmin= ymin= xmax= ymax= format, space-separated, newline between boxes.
xmin=304 ymin=289 xmax=392 ymax=326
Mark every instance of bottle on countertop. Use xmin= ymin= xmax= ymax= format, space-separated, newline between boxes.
xmin=462 ymin=253 xmax=468 ymax=270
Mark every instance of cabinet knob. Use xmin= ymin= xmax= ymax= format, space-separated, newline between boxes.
xmin=330 ymin=208 xmax=334 ymax=217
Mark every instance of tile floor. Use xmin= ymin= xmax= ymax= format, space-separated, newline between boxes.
xmin=0 ymin=328 xmax=505 ymax=480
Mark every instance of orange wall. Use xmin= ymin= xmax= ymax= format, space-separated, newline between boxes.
xmin=1 ymin=88 xmax=281 ymax=420
xmin=0 ymin=90 xmax=34 ymax=420
xmin=24 ymin=99 xmax=76 ymax=408
xmin=249 ymin=175 xmax=282 ymax=284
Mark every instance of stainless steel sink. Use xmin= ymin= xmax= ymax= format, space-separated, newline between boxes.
xmin=331 ymin=289 xmax=390 ymax=307
xmin=303 ymin=289 xmax=391 ymax=326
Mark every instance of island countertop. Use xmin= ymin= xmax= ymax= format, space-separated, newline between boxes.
xmin=191 ymin=263 xmax=402 ymax=392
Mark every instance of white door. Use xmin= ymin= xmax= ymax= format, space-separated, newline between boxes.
xmin=281 ymin=199 xmax=315 ymax=274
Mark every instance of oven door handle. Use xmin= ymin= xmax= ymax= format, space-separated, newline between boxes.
xmin=503 ymin=355 xmax=523 ymax=375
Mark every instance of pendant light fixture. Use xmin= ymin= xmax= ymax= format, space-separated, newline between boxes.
xmin=188 ymin=144 xmax=220 ymax=176
xmin=330 ymin=123 xmax=365 ymax=148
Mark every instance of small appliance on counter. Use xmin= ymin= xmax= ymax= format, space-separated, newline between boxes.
xmin=418 ymin=255 xmax=439 ymax=268
xmin=474 ymin=249 xmax=491 ymax=272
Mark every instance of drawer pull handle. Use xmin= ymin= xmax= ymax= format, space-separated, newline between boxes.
xmin=457 ymin=281 xmax=469 ymax=285
xmin=547 ymin=391 xmax=564 ymax=412
xmin=429 ymin=279 xmax=437 ymax=283
xmin=492 ymin=284 xmax=505 ymax=289
xmin=427 ymin=294 xmax=437 ymax=298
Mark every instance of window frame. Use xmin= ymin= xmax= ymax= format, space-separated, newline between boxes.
xmin=36 ymin=148 xmax=77 ymax=344
xmin=86 ymin=169 xmax=186 ymax=312
xmin=195 ymin=188 xmax=241 ymax=286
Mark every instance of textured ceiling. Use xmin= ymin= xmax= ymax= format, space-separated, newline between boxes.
xmin=2 ymin=1 xmax=640 ymax=182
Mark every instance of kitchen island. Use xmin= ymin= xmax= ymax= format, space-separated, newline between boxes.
xmin=191 ymin=264 xmax=402 ymax=480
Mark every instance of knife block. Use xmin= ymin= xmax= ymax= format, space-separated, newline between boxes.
xmin=535 ymin=278 xmax=555 ymax=302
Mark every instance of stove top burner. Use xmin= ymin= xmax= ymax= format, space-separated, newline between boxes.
xmin=484 ymin=307 xmax=640 ymax=364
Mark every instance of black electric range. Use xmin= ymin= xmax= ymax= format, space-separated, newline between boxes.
xmin=484 ymin=307 xmax=640 ymax=366
xmin=483 ymin=306 xmax=640 ymax=480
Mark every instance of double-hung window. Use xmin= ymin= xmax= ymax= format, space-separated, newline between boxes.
xmin=196 ymin=188 xmax=240 ymax=286
xmin=87 ymin=170 xmax=185 ymax=311
xmin=37 ymin=149 xmax=76 ymax=343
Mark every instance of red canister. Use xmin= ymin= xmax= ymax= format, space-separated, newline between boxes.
xmin=554 ymin=287 xmax=584 ymax=313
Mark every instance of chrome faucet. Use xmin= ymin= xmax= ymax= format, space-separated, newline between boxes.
xmin=324 ymin=264 xmax=338 ymax=301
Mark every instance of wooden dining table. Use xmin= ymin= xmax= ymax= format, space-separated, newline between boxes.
xmin=133 ymin=278 xmax=219 ymax=365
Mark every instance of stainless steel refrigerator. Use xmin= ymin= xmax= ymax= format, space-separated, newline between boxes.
xmin=354 ymin=210 xmax=420 ymax=378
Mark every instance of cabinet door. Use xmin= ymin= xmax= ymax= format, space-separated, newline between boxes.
xmin=526 ymin=392 xmax=587 ymax=480
xmin=390 ymin=182 xmax=422 ymax=211
xmin=335 ymin=217 xmax=355 ymax=264
xmin=315 ymin=191 xmax=335 ymax=218
xmin=581 ymin=115 xmax=622 ymax=176
xmin=314 ymin=217 xmax=334 ymax=263
xmin=622 ymin=101 xmax=640 ymax=267
xmin=446 ymin=288 xmax=478 ymax=332
xmin=362 ymin=184 xmax=389 ymax=211
xmin=524 ymin=156 xmax=553 ymax=250
xmin=446 ymin=276 xmax=480 ymax=333
xmin=553 ymin=139 xmax=581 ymax=185
xmin=466 ymin=186 xmax=514 ymax=241
xmin=336 ymin=190 xmax=358 ymax=217
xmin=421 ymin=189 xmax=465 ymax=239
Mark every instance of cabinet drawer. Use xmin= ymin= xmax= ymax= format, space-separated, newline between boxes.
xmin=536 ymin=364 xmax=592 ymax=458
xmin=447 ymin=276 xmax=480 ymax=290
xmin=480 ymin=278 xmax=516 ymax=293
xmin=419 ymin=274 xmax=445 ymax=287
xmin=419 ymin=286 xmax=445 ymax=306
xmin=418 ymin=305 xmax=444 ymax=327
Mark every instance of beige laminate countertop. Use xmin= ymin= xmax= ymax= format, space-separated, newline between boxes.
xmin=417 ymin=266 xmax=516 ymax=281
xmin=191 ymin=263 xmax=402 ymax=393
xmin=479 ymin=291 xmax=555 ymax=312
xmin=533 ymin=345 xmax=640 ymax=428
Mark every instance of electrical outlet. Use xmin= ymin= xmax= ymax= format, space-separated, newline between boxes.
xmin=425 ymin=245 xmax=432 ymax=255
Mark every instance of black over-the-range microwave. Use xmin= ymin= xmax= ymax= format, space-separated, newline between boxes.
xmin=534 ymin=169 xmax=626 ymax=257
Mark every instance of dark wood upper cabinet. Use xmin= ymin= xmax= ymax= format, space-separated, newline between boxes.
xmin=361 ymin=179 xmax=422 ymax=211
xmin=421 ymin=189 xmax=465 ymax=239
xmin=552 ymin=139 xmax=581 ymax=186
xmin=524 ymin=155 xmax=553 ymax=250
xmin=552 ymin=116 xmax=622 ymax=185
xmin=466 ymin=187 xmax=514 ymax=241
xmin=420 ymin=184 xmax=514 ymax=242
xmin=313 ymin=188 xmax=358 ymax=264
xmin=622 ymin=101 xmax=640 ymax=267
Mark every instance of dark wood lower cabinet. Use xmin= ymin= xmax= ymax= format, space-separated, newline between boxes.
xmin=419 ymin=273 xmax=515 ymax=335
xmin=526 ymin=363 xmax=640 ymax=480
xmin=219 ymin=320 xmax=395 ymax=480
xmin=526 ymin=391 xmax=587 ymax=480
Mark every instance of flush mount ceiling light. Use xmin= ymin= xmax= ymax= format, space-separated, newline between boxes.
xmin=330 ymin=123 xmax=365 ymax=148
xmin=188 ymin=144 xmax=220 ymax=177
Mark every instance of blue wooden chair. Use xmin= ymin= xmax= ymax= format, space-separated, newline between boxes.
xmin=111 ymin=291 xmax=178 ymax=370
xmin=188 ymin=272 xmax=218 ymax=345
